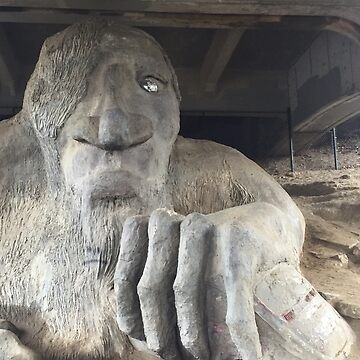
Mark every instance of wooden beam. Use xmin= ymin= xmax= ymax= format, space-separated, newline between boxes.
xmin=0 ymin=25 xmax=17 ymax=96
xmin=0 ymin=9 xmax=283 ymax=27
xmin=200 ymin=29 xmax=244 ymax=93
xmin=0 ymin=7 xmax=345 ymax=31
xmin=0 ymin=1 xmax=360 ymax=31
xmin=0 ymin=0 xmax=360 ymax=13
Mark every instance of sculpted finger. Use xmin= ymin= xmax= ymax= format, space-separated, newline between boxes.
xmin=137 ymin=209 xmax=184 ymax=359
xmin=221 ymin=224 xmax=262 ymax=360
xmin=173 ymin=213 xmax=214 ymax=360
xmin=114 ymin=215 xmax=149 ymax=340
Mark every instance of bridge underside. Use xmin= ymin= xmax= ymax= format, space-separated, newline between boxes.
xmin=0 ymin=2 xmax=360 ymax=158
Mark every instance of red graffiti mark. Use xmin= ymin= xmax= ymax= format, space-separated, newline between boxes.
xmin=213 ymin=323 xmax=225 ymax=333
xmin=283 ymin=310 xmax=295 ymax=322
xmin=305 ymin=288 xmax=317 ymax=302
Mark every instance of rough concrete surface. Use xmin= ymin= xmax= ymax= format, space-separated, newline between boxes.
xmin=0 ymin=20 xmax=355 ymax=360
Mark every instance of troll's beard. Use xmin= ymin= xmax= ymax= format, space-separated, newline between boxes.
xmin=38 ymin=178 xmax=172 ymax=358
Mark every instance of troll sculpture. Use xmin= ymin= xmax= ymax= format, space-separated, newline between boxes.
xmin=0 ymin=21 xmax=355 ymax=360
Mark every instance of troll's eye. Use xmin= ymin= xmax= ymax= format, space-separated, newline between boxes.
xmin=139 ymin=76 xmax=165 ymax=93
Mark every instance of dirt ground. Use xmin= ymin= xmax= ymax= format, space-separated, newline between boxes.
xmin=262 ymin=130 xmax=360 ymax=359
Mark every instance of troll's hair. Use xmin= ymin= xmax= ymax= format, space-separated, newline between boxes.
xmin=23 ymin=20 xmax=181 ymax=139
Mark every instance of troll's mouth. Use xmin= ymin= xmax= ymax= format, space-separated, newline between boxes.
xmin=73 ymin=135 xmax=152 ymax=152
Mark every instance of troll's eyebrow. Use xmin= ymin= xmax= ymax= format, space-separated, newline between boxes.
xmin=135 ymin=57 xmax=171 ymax=77
xmin=140 ymin=73 xmax=168 ymax=84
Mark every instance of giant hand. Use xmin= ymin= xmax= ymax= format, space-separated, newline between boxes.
xmin=114 ymin=206 xmax=354 ymax=360
xmin=114 ymin=205 xmax=291 ymax=360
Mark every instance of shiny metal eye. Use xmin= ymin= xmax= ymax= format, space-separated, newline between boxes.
xmin=140 ymin=77 xmax=159 ymax=93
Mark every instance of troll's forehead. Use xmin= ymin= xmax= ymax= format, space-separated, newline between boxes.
xmin=23 ymin=22 xmax=179 ymax=139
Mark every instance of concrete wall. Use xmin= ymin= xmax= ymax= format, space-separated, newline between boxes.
xmin=289 ymin=31 xmax=360 ymax=126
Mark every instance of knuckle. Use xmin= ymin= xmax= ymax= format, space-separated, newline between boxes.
xmin=220 ymin=223 xmax=238 ymax=239
xmin=137 ymin=285 xmax=151 ymax=301
xmin=150 ymin=208 xmax=182 ymax=224
xmin=136 ymin=279 xmax=150 ymax=296
xmin=137 ymin=278 xmax=162 ymax=298
xmin=123 ymin=214 xmax=148 ymax=231
xmin=150 ymin=208 xmax=169 ymax=220
xmin=181 ymin=212 xmax=210 ymax=229
xmin=180 ymin=214 xmax=214 ymax=243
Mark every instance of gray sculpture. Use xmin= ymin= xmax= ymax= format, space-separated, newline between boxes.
xmin=0 ymin=21 xmax=355 ymax=360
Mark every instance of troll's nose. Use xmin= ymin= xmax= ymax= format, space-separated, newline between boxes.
xmin=98 ymin=108 xmax=153 ymax=151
